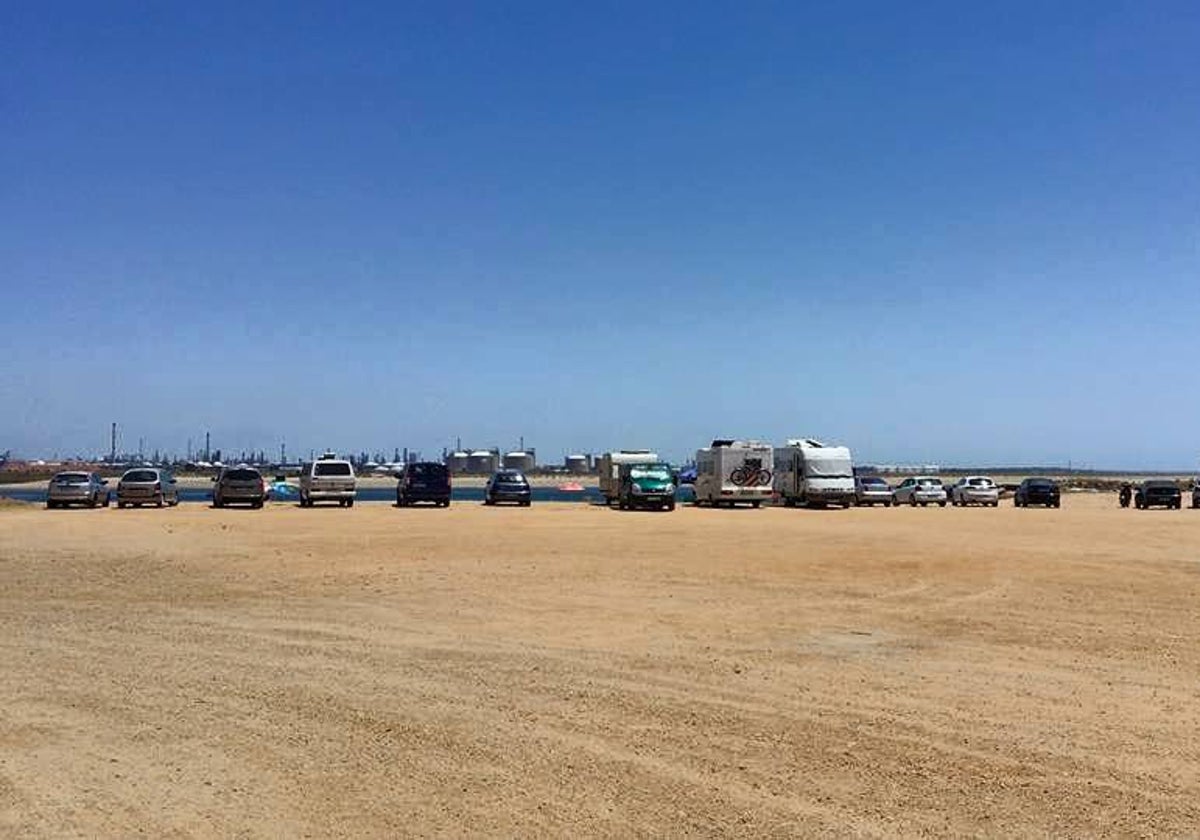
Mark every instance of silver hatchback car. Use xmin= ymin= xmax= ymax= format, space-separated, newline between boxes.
xmin=46 ymin=471 xmax=110 ymax=508
xmin=950 ymin=476 xmax=1000 ymax=507
xmin=892 ymin=476 xmax=947 ymax=507
xmin=116 ymin=468 xmax=180 ymax=508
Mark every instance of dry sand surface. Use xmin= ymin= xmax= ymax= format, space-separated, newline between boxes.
xmin=1 ymin=496 xmax=1198 ymax=837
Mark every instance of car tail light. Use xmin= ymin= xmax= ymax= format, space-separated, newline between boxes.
xmin=721 ymin=490 xmax=733 ymax=495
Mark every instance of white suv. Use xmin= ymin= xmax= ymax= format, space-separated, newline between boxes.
xmin=299 ymin=455 xmax=357 ymax=507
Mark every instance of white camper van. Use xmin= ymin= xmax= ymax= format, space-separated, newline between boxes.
xmin=773 ymin=438 xmax=855 ymax=508
xmin=694 ymin=439 xmax=774 ymax=508
xmin=598 ymin=450 xmax=659 ymax=504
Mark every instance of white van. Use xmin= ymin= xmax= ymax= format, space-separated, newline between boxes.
xmin=693 ymin=440 xmax=774 ymax=508
xmin=299 ymin=453 xmax=357 ymax=507
xmin=597 ymin=450 xmax=659 ymax=504
xmin=773 ymin=438 xmax=855 ymax=508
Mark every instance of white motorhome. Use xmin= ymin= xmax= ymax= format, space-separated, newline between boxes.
xmin=598 ymin=450 xmax=659 ymax=503
xmin=694 ymin=439 xmax=774 ymax=508
xmin=773 ymin=438 xmax=855 ymax=508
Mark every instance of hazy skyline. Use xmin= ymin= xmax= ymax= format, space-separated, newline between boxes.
xmin=4 ymin=2 xmax=1200 ymax=469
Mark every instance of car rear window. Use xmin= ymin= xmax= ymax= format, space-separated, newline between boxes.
xmin=226 ymin=468 xmax=260 ymax=481
xmin=1028 ymin=479 xmax=1054 ymax=488
xmin=124 ymin=470 xmax=158 ymax=482
xmin=1146 ymin=480 xmax=1177 ymax=489
xmin=56 ymin=472 xmax=90 ymax=482
xmin=497 ymin=471 xmax=527 ymax=483
xmin=861 ymin=477 xmax=887 ymax=486
xmin=968 ymin=478 xmax=993 ymax=487
xmin=918 ymin=479 xmax=942 ymax=487
xmin=315 ymin=462 xmax=352 ymax=477
xmin=410 ymin=463 xmax=447 ymax=478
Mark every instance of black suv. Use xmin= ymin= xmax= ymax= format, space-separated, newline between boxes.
xmin=1135 ymin=480 xmax=1181 ymax=510
xmin=396 ymin=462 xmax=451 ymax=507
xmin=1014 ymin=478 xmax=1060 ymax=508
xmin=484 ymin=470 xmax=532 ymax=506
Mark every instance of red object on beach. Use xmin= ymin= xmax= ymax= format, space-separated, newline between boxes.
xmin=557 ymin=482 xmax=585 ymax=492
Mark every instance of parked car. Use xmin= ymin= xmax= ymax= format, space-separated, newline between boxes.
xmin=299 ymin=454 xmax=357 ymax=507
xmin=1135 ymin=480 xmax=1181 ymax=510
xmin=397 ymin=462 xmax=451 ymax=507
xmin=892 ymin=476 xmax=947 ymax=507
xmin=212 ymin=464 xmax=265 ymax=508
xmin=950 ymin=476 xmax=1000 ymax=507
xmin=46 ymin=471 xmax=109 ymax=509
xmin=854 ymin=476 xmax=892 ymax=506
xmin=1192 ymin=479 xmax=1200 ymax=509
xmin=484 ymin=469 xmax=531 ymax=506
xmin=616 ymin=462 xmax=676 ymax=511
xmin=1014 ymin=478 xmax=1060 ymax=508
xmin=117 ymin=468 xmax=179 ymax=508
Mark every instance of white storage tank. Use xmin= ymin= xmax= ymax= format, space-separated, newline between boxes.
xmin=467 ymin=450 xmax=497 ymax=474
xmin=446 ymin=451 xmax=469 ymax=473
xmin=503 ymin=451 xmax=536 ymax=472
xmin=565 ymin=454 xmax=590 ymax=474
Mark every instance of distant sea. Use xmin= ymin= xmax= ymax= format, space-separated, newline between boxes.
xmin=0 ymin=485 xmax=697 ymax=506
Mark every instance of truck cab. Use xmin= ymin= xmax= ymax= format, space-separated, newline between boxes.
xmin=617 ymin=462 xmax=676 ymax=511
xmin=598 ymin=450 xmax=659 ymax=504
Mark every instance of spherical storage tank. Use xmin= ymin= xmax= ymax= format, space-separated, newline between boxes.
xmin=502 ymin=451 xmax=535 ymax=472
xmin=467 ymin=450 xmax=497 ymax=473
xmin=565 ymin=454 xmax=589 ymax=474
xmin=446 ymin=451 xmax=469 ymax=473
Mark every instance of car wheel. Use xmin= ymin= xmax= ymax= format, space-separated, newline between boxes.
xmin=117 ymin=501 xmax=125 ymax=509
xmin=666 ymin=502 xmax=676 ymax=512
xmin=156 ymin=496 xmax=164 ymax=508
xmin=102 ymin=494 xmax=110 ymax=507
xmin=910 ymin=496 xmax=917 ymax=507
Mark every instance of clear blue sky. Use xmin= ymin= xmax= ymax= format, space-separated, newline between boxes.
xmin=3 ymin=1 xmax=1198 ymax=468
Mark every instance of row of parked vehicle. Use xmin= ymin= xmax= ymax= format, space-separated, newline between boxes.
xmin=41 ymin=458 xmax=1200 ymax=512
xmin=41 ymin=457 xmax=531 ymax=510
xmin=860 ymin=475 xmax=1062 ymax=508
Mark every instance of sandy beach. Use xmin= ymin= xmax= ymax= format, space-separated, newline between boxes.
xmin=1 ymin=496 xmax=1198 ymax=836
